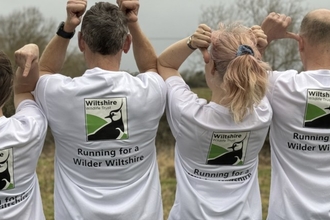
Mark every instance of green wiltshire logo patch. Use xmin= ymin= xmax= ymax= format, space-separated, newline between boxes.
xmin=0 ymin=148 xmax=14 ymax=191
xmin=207 ymin=132 xmax=250 ymax=166
xmin=304 ymin=89 xmax=330 ymax=129
xmin=85 ymin=98 xmax=128 ymax=141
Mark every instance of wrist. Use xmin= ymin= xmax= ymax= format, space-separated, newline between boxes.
xmin=127 ymin=21 xmax=139 ymax=31
xmin=187 ymin=36 xmax=197 ymax=50
xmin=56 ymin=21 xmax=75 ymax=39
xmin=63 ymin=22 xmax=76 ymax=33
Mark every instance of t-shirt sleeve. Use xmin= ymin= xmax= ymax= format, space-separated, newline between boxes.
xmin=267 ymin=70 xmax=298 ymax=105
xmin=14 ymin=99 xmax=48 ymax=140
xmin=165 ymin=76 xmax=206 ymax=138
xmin=33 ymin=74 xmax=69 ymax=118
xmin=137 ymin=71 xmax=167 ymax=113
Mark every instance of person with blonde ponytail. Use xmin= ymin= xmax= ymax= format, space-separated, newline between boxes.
xmin=157 ymin=23 xmax=272 ymax=220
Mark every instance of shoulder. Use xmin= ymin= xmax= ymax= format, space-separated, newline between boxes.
xmin=137 ymin=71 xmax=165 ymax=84
xmin=268 ymin=70 xmax=299 ymax=84
xmin=35 ymin=74 xmax=74 ymax=98
xmin=36 ymin=74 xmax=73 ymax=91
xmin=135 ymin=71 xmax=167 ymax=94
xmin=165 ymin=76 xmax=192 ymax=97
xmin=39 ymin=73 xmax=72 ymax=82
xmin=254 ymin=97 xmax=272 ymax=119
xmin=7 ymin=100 xmax=47 ymax=138
xmin=15 ymin=100 xmax=47 ymax=124
xmin=165 ymin=76 xmax=190 ymax=95
xmin=166 ymin=76 xmax=207 ymax=111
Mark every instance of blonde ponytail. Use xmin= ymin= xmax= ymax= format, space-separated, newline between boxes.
xmin=222 ymin=55 xmax=269 ymax=122
xmin=210 ymin=23 xmax=271 ymax=123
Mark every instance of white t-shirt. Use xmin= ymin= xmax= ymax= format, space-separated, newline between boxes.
xmin=165 ymin=76 xmax=272 ymax=220
xmin=34 ymin=68 xmax=166 ymax=220
xmin=267 ymin=70 xmax=330 ymax=220
xmin=0 ymin=100 xmax=47 ymax=220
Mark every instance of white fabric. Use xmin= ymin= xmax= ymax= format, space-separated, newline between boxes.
xmin=267 ymin=70 xmax=330 ymax=220
xmin=165 ymin=76 xmax=272 ymax=220
xmin=34 ymin=68 xmax=166 ymax=220
xmin=0 ymin=100 xmax=47 ymax=220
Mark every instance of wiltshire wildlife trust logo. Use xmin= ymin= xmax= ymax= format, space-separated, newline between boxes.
xmin=85 ymin=98 xmax=128 ymax=141
xmin=207 ymin=132 xmax=250 ymax=165
xmin=0 ymin=148 xmax=14 ymax=191
xmin=304 ymin=89 xmax=330 ymax=129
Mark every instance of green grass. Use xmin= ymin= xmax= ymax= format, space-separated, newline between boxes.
xmin=259 ymin=164 xmax=271 ymax=220
xmin=37 ymin=147 xmax=54 ymax=220
xmin=192 ymin=87 xmax=212 ymax=100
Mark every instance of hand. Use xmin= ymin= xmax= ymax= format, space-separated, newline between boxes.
xmin=261 ymin=12 xmax=299 ymax=43
xmin=117 ymin=0 xmax=140 ymax=23
xmin=190 ymin=24 xmax=212 ymax=63
xmin=14 ymin=44 xmax=39 ymax=77
xmin=251 ymin=25 xmax=268 ymax=54
xmin=65 ymin=0 xmax=87 ymax=32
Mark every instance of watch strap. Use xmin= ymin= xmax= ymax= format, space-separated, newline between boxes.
xmin=56 ymin=22 xmax=75 ymax=39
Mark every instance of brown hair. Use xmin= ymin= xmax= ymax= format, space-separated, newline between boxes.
xmin=0 ymin=51 xmax=13 ymax=107
xmin=210 ymin=23 xmax=271 ymax=123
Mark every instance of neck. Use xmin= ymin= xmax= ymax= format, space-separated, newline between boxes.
xmin=0 ymin=108 xmax=3 ymax=117
xmin=304 ymin=60 xmax=330 ymax=71
xmin=303 ymin=44 xmax=330 ymax=71
xmin=85 ymin=51 xmax=122 ymax=71
xmin=210 ymin=83 xmax=226 ymax=104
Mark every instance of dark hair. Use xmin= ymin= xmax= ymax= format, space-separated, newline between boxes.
xmin=81 ymin=2 xmax=128 ymax=55
xmin=0 ymin=51 xmax=13 ymax=107
xmin=210 ymin=23 xmax=271 ymax=122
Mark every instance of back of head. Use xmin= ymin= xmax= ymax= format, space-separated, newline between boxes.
xmin=300 ymin=9 xmax=330 ymax=46
xmin=81 ymin=2 xmax=128 ymax=55
xmin=0 ymin=52 xmax=13 ymax=107
xmin=210 ymin=23 xmax=271 ymax=123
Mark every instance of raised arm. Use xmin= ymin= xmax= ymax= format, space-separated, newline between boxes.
xmin=14 ymin=44 xmax=39 ymax=108
xmin=260 ymin=12 xmax=299 ymax=47
xmin=39 ymin=0 xmax=87 ymax=76
xmin=117 ymin=0 xmax=157 ymax=73
xmin=250 ymin=25 xmax=269 ymax=56
xmin=157 ymin=24 xmax=211 ymax=80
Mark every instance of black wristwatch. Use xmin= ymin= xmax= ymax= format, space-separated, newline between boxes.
xmin=56 ymin=22 xmax=75 ymax=39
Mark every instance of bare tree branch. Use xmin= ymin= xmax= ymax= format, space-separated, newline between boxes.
xmin=190 ymin=0 xmax=308 ymax=72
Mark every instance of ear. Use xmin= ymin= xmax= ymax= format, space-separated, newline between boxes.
xmin=123 ymin=34 xmax=132 ymax=54
xmin=78 ymin=32 xmax=85 ymax=52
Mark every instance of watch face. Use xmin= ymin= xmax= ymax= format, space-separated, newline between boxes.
xmin=187 ymin=36 xmax=196 ymax=50
xmin=57 ymin=21 xmax=65 ymax=32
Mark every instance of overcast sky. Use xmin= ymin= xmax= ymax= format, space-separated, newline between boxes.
xmin=1 ymin=0 xmax=330 ymax=72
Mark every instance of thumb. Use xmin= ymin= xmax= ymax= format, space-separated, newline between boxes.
xmin=200 ymin=48 xmax=210 ymax=64
xmin=286 ymin=32 xmax=300 ymax=41
xmin=22 ymin=58 xmax=33 ymax=77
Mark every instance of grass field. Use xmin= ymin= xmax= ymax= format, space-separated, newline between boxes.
xmin=37 ymin=144 xmax=271 ymax=220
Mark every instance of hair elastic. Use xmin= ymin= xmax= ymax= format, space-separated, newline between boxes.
xmin=236 ymin=45 xmax=254 ymax=57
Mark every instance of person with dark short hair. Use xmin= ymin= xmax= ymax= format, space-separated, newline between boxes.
xmin=34 ymin=0 xmax=166 ymax=219
xmin=0 ymin=44 xmax=47 ymax=220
